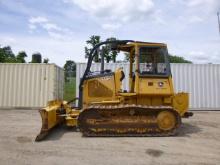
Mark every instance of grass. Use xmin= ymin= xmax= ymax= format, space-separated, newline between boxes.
xmin=64 ymin=77 xmax=76 ymax=101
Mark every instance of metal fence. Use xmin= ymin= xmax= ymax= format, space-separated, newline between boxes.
xmin=76 ymin=63 xmax=220 ymax=110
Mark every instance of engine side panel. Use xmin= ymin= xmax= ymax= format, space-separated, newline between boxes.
xmin=83 ymin=74 xmax=116 ymax=107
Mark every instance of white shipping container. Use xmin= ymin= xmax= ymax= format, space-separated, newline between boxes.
xmin=0 ymin=63 xmax=64 ymax=109
xmin=76 ymin=63 xmax=220 ymax=110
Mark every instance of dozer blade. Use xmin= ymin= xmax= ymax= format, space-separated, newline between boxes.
xmin=35 ymin=100 xmax=64 ymax=141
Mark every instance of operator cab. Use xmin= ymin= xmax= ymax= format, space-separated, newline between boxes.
xmin=139 ymin=47 xmax=171 ymax=77
xmin=117 ymin=42 xmax=171 ymax=93
xmin=131 ymin=43 xmax=173 ymax=95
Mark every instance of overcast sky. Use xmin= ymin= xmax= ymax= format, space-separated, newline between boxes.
xmin=0 ymin=0 xmax=220 ymax=66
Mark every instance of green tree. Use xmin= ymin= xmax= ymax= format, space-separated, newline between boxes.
xmin=85 ymin=36 xmax=119 ymax=63
xmin=16 ymin=51 xmax=27 ymax=63
xmin=0 ymin=46 xmax=17 ymax=63
xmin=168 ymin=54 xmax=192 ymax=63
xmin=105 ymin=37 xmax=118 ymax=63
xmin=43 ymin=58 xmax=49 ymax=63
xmin=64 ymin=60 xmax=76 ymax=81
xmin=124 ymin=53 xmax=192 ymax=63
xmin=85 ymin=35 xmax=101 ymax=62
xmin=124 ymin=52 xmax=130 ymax=62
xmin=101 ymin=46 xmax=111 ymax=63
xmin=0 ymin=46 xmax=5 ymax=62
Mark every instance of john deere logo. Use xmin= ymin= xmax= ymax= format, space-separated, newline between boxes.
xmin=158 ymin=82 xmax=164 ymax=87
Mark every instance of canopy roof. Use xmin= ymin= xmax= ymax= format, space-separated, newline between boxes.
xmin=118 ymin=41 xmax=167 ymax=52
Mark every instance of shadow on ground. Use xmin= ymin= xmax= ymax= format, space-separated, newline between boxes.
xmin=36 ymin=122 xmax=201 ymax=142
xmin=38 ymin=125 xmax=78 ymax=142
xmin=177 ymin=123 xmax=202 ymax=137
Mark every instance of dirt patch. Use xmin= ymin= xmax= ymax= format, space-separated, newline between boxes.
xmin=146 ymin=149 xmax=164 ymax=157
xmin=16 ymin=136 xmax=32 ymax=143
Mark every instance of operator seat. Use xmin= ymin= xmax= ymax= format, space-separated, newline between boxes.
xmin=115 ymin=68 xmax=125 ymax=93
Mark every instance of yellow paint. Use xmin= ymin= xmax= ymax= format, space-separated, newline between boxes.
xmin=66 ymin=116 xmax=78 ymax=126
xmin=40 ymin=100 xmax=63 ymax=130
xmin=91 ymin=100 xmax=120 ymax=104
xmin=138 ymin=77 xmax=172 ymax=95
xmin=119 ymin=93 xmax=137 ymax=96
xmin=172 ymin=93 xmax=189 ymax=116
xmin=83 ymin=74 xmax=117 ymax=107
xmin=157 ymin=111 xmax=176 ymax=131
xmin=38 ymin=41 xmax=190 ymax=138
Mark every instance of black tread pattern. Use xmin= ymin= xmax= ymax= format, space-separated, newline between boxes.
xmin=78 ymin=104 xmax=181 ymax=137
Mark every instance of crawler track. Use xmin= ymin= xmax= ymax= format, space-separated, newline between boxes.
xmin=78 ymin=105 xmax=181 ymax=137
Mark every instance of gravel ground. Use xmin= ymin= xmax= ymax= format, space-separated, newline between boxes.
xmin=0 ymin=110 xmax=219 ymax=165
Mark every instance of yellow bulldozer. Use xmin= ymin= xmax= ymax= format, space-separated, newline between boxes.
xmin=35 ymin=40 xmax=193 ymax=141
